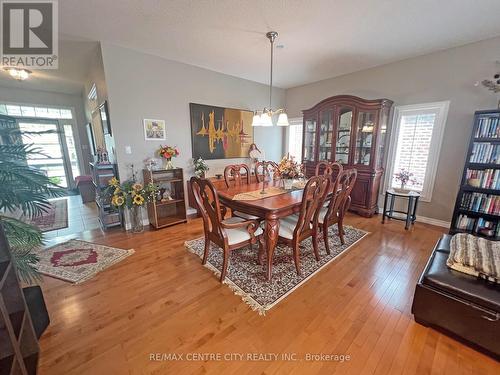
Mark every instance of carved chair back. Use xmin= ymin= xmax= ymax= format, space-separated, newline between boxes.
xmin=224 ymin=164 xmax=251 ymax=188
xmin=190 ymin=177 xmax=226 ymax=245
xmin=324 ymin=169 xmax=357 ymax=225
xmin=294 ymin=175 xmax=330 ymax=239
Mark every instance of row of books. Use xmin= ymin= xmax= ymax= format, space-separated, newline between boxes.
xmin=455 ymin=215 xmax=500 ymax=238
xmin=460 ymin=192 xmax=500 ymax=215
xmin=474 ymin=116 xmax=500 ymax=138
xmin=465 ymin=169 xmax=500 ymax=190
xmin=469 ymin=143 xmax=500 ymax=164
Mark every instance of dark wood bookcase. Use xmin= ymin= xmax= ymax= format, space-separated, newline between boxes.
xmin=0 ymin=225 xmax=39 ymax=375
xmin=143 ymin=168 xmax=187 ymax=229
xmin=450 ymin=109 xmax=500 ymax=240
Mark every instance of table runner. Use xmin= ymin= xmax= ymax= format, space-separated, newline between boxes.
xmin=233 ymin=187 xmax=288 ymax=200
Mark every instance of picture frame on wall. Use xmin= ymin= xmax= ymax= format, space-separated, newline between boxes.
xmin=99 ymin=101 xmax=112 ymax=135
xmin=189 ymin=103 xmax=254 ymax=160
xmin=85 ymin=122 xmax=96 ymax=155
xmin=143 ymin=119 xmax=166 ymax=140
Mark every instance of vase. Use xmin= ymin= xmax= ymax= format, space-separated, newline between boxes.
xmin=283 ymin=178 xmax=294 ymax=190
xmin=164 ymin=158 xmax=174 ymax=170
xmin=129 ymin=205 xmax=144 ymax=233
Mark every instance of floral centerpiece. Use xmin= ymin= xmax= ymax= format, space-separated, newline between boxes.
xmin=277 ymin=154 xmax=303 ymax=189
xmin=158 ymin=145 xmax=179 ymax=169
xmin=394 ymin=168 xmax=417 ymax=191
xmin=107 ymin=177 xmax=158 ymax=232
xmin=193 ymin=157 xmax=209 ymax=178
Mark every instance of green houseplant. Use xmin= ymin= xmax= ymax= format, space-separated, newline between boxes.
xmin=0 ymin=114 xmax=63 ymax=283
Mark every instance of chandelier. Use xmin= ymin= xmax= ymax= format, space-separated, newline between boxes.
xmin=252 ymin=31 xmax=289 ymax=127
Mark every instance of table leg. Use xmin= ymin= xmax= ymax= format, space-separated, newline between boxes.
xmin=382 ymin=192 xmax=388 ymax=223
xmin=412 ymin=197 xmax=419 ymax=224
xmin=405 ymin=197 xmax=413 ymax=230
xmin=265 ymin=216 xmax=280 ymax=281
xmin=389 ymin=195 xmax=395 ymax=219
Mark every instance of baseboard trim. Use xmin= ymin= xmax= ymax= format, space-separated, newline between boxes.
xmin=416 ymin=216 xmax=450 ymax=228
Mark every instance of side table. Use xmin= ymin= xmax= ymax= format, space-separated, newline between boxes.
xmin=382 ymin=189 xmax=420 ymax=230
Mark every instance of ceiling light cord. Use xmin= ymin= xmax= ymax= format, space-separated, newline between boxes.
xmin=269 ymin=33 xmax=273 ymax=110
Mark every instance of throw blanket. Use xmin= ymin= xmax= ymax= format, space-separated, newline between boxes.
xmin=448 ymin=233 xmax=500 ymax=283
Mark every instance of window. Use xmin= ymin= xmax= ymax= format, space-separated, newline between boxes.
xmin=286 ymin=117 xmax=303 ymax=161
xmin=0 ymin=104 xmax=73 ymax=119
xmin=386 ymin=101 xmax=449 ymax=202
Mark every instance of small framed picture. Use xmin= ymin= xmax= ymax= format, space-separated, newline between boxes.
xmin=143 ymin=119 xmax=166 ymax=140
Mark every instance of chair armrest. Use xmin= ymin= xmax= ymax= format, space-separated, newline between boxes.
xmin=221 ymin=219 xmax=260 ymax=234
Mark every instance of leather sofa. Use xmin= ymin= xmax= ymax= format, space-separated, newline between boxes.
xmin=411 ymin=234 xmax=500 ymax=359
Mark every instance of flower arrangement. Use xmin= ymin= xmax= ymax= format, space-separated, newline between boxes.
xmin=158 ymin=145 xmax=179 ymax=160
xmin=394 ymin=168 xmax=417 ymax=189
xmin=193 ymin=157 xmax=209 ymax=177
xmin=107 ymin=177 xmax=158 ymax=208
xmin=277 ymin=154 xmax=303 ymax=179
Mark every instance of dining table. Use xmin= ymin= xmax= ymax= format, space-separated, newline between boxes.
xmin=217 ymin=179 xmax=307 ymax=281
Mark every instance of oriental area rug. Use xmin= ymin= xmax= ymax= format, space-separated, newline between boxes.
xmin=185 ymin=225 xmax=368 ymax=315
xmin=35 ymin=239 xmax=134 ymax=283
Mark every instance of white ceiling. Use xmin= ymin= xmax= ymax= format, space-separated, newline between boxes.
xmin=2 ymin=0 xmax=500 ymax=93
xmin=57 ymin=0 xmax=500 ymax=89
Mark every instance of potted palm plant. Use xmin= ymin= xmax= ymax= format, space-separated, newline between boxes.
xmin=0 ymin=114 xmax=63 ymax=337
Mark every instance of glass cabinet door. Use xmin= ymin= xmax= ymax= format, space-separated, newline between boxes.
xmin=354 ymin=111 xmax=376 ymax=165
xmin=335 ymin=107 xmax=353 ymax=164
xmin=303 ymin=117 xmax=317 ymax=162
xmin=319 ymin=109 xmax=333 ymax=160
xmin=376 ymin=111 xmax=388 ymax=169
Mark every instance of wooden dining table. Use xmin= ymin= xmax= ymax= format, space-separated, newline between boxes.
xmin=217 ymin=179 xmax=307 ymax=281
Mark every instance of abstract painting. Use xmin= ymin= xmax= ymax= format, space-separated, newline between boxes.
xmin=190 ymin=103 xmax=254 ymax=160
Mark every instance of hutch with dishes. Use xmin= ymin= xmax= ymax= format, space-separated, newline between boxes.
xmin=302 ymin=95 xmax=393 ymax=217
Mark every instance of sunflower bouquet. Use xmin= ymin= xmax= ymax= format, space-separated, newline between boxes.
xmin=107 ymin=177 xmax=158 ymax=208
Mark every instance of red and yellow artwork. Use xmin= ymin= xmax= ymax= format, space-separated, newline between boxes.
xmin=190 ymin=103 xmax=254 ymax=160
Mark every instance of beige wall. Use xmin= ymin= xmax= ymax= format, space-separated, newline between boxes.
xmin=99 ymin=42 xmax=285 ymax=215
xmin=285 ymin=37 xmax=500 ymax=222
xmin=100 ymin=42 xmax=285 ymax=179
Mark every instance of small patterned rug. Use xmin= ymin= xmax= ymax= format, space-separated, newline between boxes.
xmin=185 ymin=225 xmax=368 ymax=314
xmin=35 ymin=239 xmax=134 ymax=283
xmin=27 ymin=199 xmax=68 ymax=232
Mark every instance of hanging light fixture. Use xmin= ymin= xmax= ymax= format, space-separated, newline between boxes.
xmin=3 ymin=67 xmax=31 ymax=81
xmin=252 ymin=31 xmax=289 ymax=127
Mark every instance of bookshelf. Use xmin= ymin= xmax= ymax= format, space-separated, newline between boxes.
xmin=450 ymin=109 xmax=500 ymax=240
xmin=143 ymin=169 xmax=187 ymax=229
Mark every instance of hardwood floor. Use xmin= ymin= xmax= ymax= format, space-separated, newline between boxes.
xmin=38 ymin=214 xmax=500 ymax=374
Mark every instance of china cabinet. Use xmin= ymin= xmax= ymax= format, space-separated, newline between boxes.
xmin=302 ymin=95 xmax=393 ymax=217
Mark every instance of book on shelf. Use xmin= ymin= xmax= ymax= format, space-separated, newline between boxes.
xmin=455 ymin=215 xmax=500 ymax=237
xmin=474 ymin=116 xmax=500 ymax=138
xmin=469 ymin=142 xmax=500 ymax=164
xmin=460 ymin=192 xmax=500 ymax=215
xmin=465 ymin=168 xmax=500 ymax=190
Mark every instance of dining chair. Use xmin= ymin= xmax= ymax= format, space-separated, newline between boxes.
xmin=190 ymin=177 xmax=263 ymax=282
xmin=223 ymin=163 xmax=260 ymax=220
xmin=315 ymin=161 xmax=343 ymax=207
xmin=318 ymin=169 xmax=357 ymax=253
xmin=315 ymin=161 xmax=343 ymax=181
xmin=276 ymin=175 xmax=330 ymax=275
xmin=223 ymin=164 xmax=251 ymax=188
xmin=255 ymin=161 xmax=280 ymax=183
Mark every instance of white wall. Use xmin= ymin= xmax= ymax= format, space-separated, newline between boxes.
xmin=100 ymin=42 xmax=286 ymax=183
xmin=0 ymin=86 xmax=91 ymax=174
xmin=285 ymin=36 xmax=500 ymax=222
